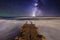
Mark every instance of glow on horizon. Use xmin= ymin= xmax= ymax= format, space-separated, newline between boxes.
xmin=32 ymin=11 xmax=36 ymax=17
xmin=32 ymin=7 xmax=37 ymax=17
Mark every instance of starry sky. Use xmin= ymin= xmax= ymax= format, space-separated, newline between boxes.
xmin=0 ymin=0 xmax=60 ymax=16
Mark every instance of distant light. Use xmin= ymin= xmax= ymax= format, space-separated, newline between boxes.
xmin=32 ymin=12 xmax=36 ymax=17
xmin=32 ymin=7 xmax=37 ymax=17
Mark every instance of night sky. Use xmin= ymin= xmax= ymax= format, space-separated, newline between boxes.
xmin=0 ymin=0 xmax=60 ymax=16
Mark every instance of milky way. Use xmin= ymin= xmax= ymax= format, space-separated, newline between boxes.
xmin=0 ymin=0 xmax=60 ymax=16
xmin=32 ymin=0 xmax=43 ymax=16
